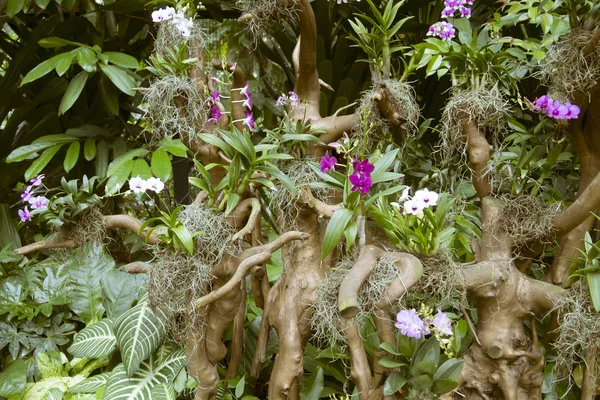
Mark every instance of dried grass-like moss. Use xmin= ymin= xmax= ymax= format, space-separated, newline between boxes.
xmin=402 ymin=252 xmax=465 ymax=310
xmin=57 ymin=208 xmax=106 ymax=246
xmin=494 ymin=195 xmax=561 ymax=247
xmin=143 ymin=75 xmax=210 ymax=143
xmin=356 ymin=79 xmax=420 ymax=151
xmin=154 ymin=19 xmax=206 ymax=59
xmin=148 ymin=249 xmax=213 ymax=341
xmin=439 ymin=85 xmax=510 ymax=163
xmin=310 ymin=256 xmax=405 ymax=347
xmin=268 ymin=160 xmax=334 ymax=231
xmin=178 ymin=203 xmax=241 ymax=265
xmin=539 ymin=29 xmax=600 ymax=101
xmin=237 ymin=0 xmax=297 ymax=44
xmin=552 ymin=284 xmax=600 ymax=384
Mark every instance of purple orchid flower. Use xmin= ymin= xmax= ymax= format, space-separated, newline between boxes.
xmin=352 ymin=159 xmax=375 ymax=175
xmin=28 ymin=196 xmax=49 ymax=210
xmin=242 ymin=111 xmax=255 ymax=130
xmin=320 ymin=151 xmax=337 ymax=173
xmin=21 ymin=186 xmax=33 ymax=202
xmin=30 ymin=174 xmax=45 ymax=186
xmin=289 ymin=91 xmax=299 ymax=106
xmin=395 ymin=309 xmax=429 ymax=339
xmin=208 ymin=105 xmax=222 ymax=123
xmin=349 ymin=172 xmax=373 ymax=194
xmin=18 ymin=207 xmax=32 ymax=222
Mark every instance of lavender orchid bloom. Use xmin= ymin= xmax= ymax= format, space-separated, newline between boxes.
xmin=320 ymin=152 xmax=337 ymax=173
xmin=18 ymin=207 xmax=32 ymax=222
xmin=288 ymin=91 xmax=299 ymax=106
xmin=28 ymin=196 xmax=49 ymax=210
xmin=21 ymin=187 xmax=33 ymax=202
xmin=433 ymin=310 xmax=453 ymax=336
xmin=30 ymin=174 xmax=45 ymax=186
xmin=396 ymin=309 xmax=429 ymax=339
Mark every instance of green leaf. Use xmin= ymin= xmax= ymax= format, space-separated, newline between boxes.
xmin=107 ymin=149 xmax=148 ymax=177
xmin=587 ymin=272 xmax=600 ymax=312
xmin=64 ymin=141 xmax=81 ymax=172
xmin=44 ymin=387 xmax=64 ymax=400
xmin=113 ymin=300 xmax=169 ymax=376
xmin=101 ymin=349 xmax=186 ymax=400
xmin=412 ymin=336 xmax=440 ymax=367
xmin=383 ymin=372 xmax=406 ymax=395
xmin=24 ymin=144 xmax=62 ymax=181
xmin=84 ymin=139 xmax=96 ymax=161
xmin=105 ymin=160 xmax=133 ymax=195
xmin=38 ymin=37 xmax=76 ymax=48
xmin=379 ymin=342 xmax=401 ymax=356
xmin=7 ymin=136 xmax=76 ymax=163
xmin=161 ymin=140 xmax=188 ymax=157
xmin=131 ymin=159 xmax=152 ymax=180
xmin=150 ymin=383 xmax=176 ymax=400
xmin=59 ymin=71 xmax=90 ymax=114
xmin=300 ymin=367 xmax=323 ymax=400
xmin=104 ymin=52 xmax=139 ymax=69
xmin=69 ymin=373 xmax=111 ymax=394
xmin=151 ymin=149 xmax=172 ymax=181
xmin=235 ymin=375 xmax=245 ymax=398
xmin=21 ymin=54 xmax=64 ymax=85
xmin=99 ymin=64 xmax=136 ymax=96
xmin=255 ymin=165 xmax=297 ymax=194
xmin=434 ymin=359 xmax=463 ymax=381
xmin=432 ymin=378 xmax=459 ymax=395
xmin=409 ymin=374 xmax=433 ymax=391
xmin=68 ymin=319 xmax=116 ymax=358
xmin=412 ymin=360 xmax=437 ymax=377
xmin=95 ymin=141 xmax=109 ymax=178
xmin=0 ymin=359 xmax=27 ymax=396
xmin=54 ymin=52 xmax=74 ymax=76
xmin=6 ymin=0 xmax=25 ymax=17
xmin=102 ymin=271 xmax=146 ymax=318
xmin=378 ymin=356 xmax=406 ymax=369
xmin=322 ymin=207 xmax=353 ymax=259
xmin=172 ymin=225 xmax=194 ymax=255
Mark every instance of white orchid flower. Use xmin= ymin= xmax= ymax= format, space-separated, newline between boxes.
xmin=129 ymin=176 xmax=147 ymax=193
xmin=413 ymin=188 xmax=439 ymax=208
xmin=146 ymin=177 xmax=165 ymax=193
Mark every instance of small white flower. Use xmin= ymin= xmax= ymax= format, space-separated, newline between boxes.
xmin=413 ymin=188 xmax=439 ymax=208
xmin=403 ymin=198 xmax=425 ymax=217
xmin=146 ymin=177 xmax=165 ymax=193
xmin=152 ymin=7 xmax=175 ymax=22
xmin=399 ymin=186 xmax=411 ymax=202
xmin=174 ymin=17 xmax=193 ymax=37
xmin=129 ymin=176 xmax=147 ymax=193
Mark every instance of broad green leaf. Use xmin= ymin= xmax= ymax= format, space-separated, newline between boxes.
xmin=95 ymin=141 xmax=109 ymax=178
xmin=43 ymin=387 xmax=64 ymax=400
xmin=412 ymin=360 xmax=437 ymax=377
xmin=75 ymin=47 xmax=98 ymax=73
xmin=161 ymin=140 xmax=188 ymax=157
xmin=7 ymin=136 xmax=76 ymax=163
xmin=99 ymin=64 xmax=136 ymax=96
xmin=35 ymin=0 xmax=52 ymax=9
xmin=107 ymin=149 xmax=148 ymax=177
xmin=68 ymin=319 xmax=116 ymax=358
xmin=54 ymin=52 xmax=74 ymax=76
xmin=409 ymin=374 xmax=433 ymax=391
xmin=66 ymin=124 xmax=111 ymax=138
xmin=59 ymin=71 xmax=90 ymax=114
xmin=255 ymin=165 xmax=297 ymax=194
xmin=0 ymin=359 xmax=27 ymax=396
xmin=69 ymin=373 xmax=111 ymax=394
xmin=434 ymin=359 xmax=463 ymax=381
xmin=64 ymin=141 xmax=81 ymax=172
xmin=378 ymin=356 xmax=406 ymax=369
xmin=104 ymin=52 xmax=139 ymax=69
xmin=24 ymin=144 xmax=62 ymax=181
xmin=150 ymin=383 xmax=176 ymax=400
xmin=151 ymin=149 xmax=172 ymax=181
xmin=587 ymin=272 xmax=600 ymax=312
xmin=6 ymin=0 xmax=25 ymax=18
xmin=235 ymin=375 xmax=245 ymax=398
xmin=99 ymin=75 xmax=120 ymax=115
xmin=432 ymin=379 xmax=459 ymax=395
xmin=105 ymin=159 xmax=133 ymax=195
xmin=21 ymin=54 xmax=68 ymax=86
xmin=383 ymin=372 xmax=406 ymax=395
xmin=300 ymin=367 xmax=323 ymax=400
xmin=102 ymin=271 xmax=146 ymax=318
xmin=131 ymin=159 xmax=152 ymax=180
xmin=101 ymin=349 xmax=185 ymax=400
xmin=322 ymin=207 xmax=353 ymax=259
xmin=84 ymin=139 xmax=96 ymax=161
xmin=412 ymin=336 xmax=440 ymax=367
xmin=172 ymin=224 xmax=194 ymax=255
xmin=113 ymin=300 xmax=169 ymax=376
xmin=38 ymin=37 xmax=76 ymax=48
xmin=379 ymin=342 xmax=401 ymax=356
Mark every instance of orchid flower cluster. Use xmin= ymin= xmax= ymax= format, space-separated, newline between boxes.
xmin=151 ymin=7 xmax=194 ymax=38
xmin=534 ymin=95 xmax=580 ymax=120
xmin=128 ymin=176 xmax=165 ymax=194
xmin=275 ymin=91 xmax=299 ymax=108
xmin=392 ymin=187 xmax=439 ymax=217
xmin=209 ymin=73 xmax=255 ymax=131
xmin=320 ymin=132 xmax=375 ymax=194
xmin=18 ymin=175 xmax=49 ymax=222
xmin=427 ymin=0 xmax=474 ymax=40
xmin=396 ymin=305 xmax=454 ymax=354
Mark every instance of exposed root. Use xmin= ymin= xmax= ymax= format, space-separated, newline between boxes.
xmin=154 ymin=18 xmax=206 ymax=59
xmin=439 ymin=85 xmax=510 ymax=163
xmin=552 ymin=283 xmax=600 ymax=385
xmin=178 ymin=203 xmax=241 ymax=265
xmin=268 ymin=160 xmax=333 ymax=231
xmin=143 ymin=75 xmax=210 ymax=143
xmin=493 ymin=195 xmax=562 ymax=248
xmin=148 ymin=249 xmax=213 ymax=342
xmin=356 ymin=79 xmax=420 ymax=151
xmin=538 ymin=29 xmax=600 ymax=101
xmin=236 ymin=0 xmax=298 ymax=45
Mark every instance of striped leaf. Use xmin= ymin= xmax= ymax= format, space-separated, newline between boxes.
xmin=102 ymin=349 xmax=186 ymax=400
xmin=68 ymin=373 xmax=111 ymax=394
xmin=113 ymin=301 xmax=169 ymax=377
xmin=150 ymin=383 xmax=176 ymax=400
xmin=44 ymin=387 xmax=64 ymax=400
xmin=68 ymin=319 xmax=116 ymax=359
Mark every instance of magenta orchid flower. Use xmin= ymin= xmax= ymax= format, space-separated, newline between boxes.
xmin=242 ymin=111 xmax=255 ymax=130
xmin=320 ymin=152 xmax=337 ymax=173
xmin=239 ymin=82 xmax=250 ymax=99
xmin=21 ymin=187 xmax=33 ymax=202
xmin=208 ymin=105 xmax=222 ymax=123
xmin=349 ymin=172 xmax=373 ymax=194
xmin=352 ymin=159 xmax=375 ymax=175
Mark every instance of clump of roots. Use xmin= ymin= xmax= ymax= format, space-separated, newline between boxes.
xmin=143 ymin=75 xmax=210 ymax=143
xmin=148 ymin=249 xmax=213 ymax=341
xmin=538 ymin=29 xmax=600 ymax=101
xmin=552 ymin=283 xmax=600 ymax=384
xmin=237 ymin=0 xmax=297 ymax=45
xmin=154 ymin=19 xmax=206 ymax=59
xmin=178 ymin=203 xmax=241 ymax=265
xmin=439 ymin=85 xmax=510 ymax=163
xmin=403 ymin=251 xmax=465 ymax=310
xmin=311 ymin=256 xmax=406 ymax=348
xmin=493 ymin=195 xmax=561 ymax=248
xmin=356 ymin=79 xmax=420 ymax=151
xmin=57 ymin=208 xmax=106 ymax=246
xmin=268 ymin=160 xmax=334 ymax=231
